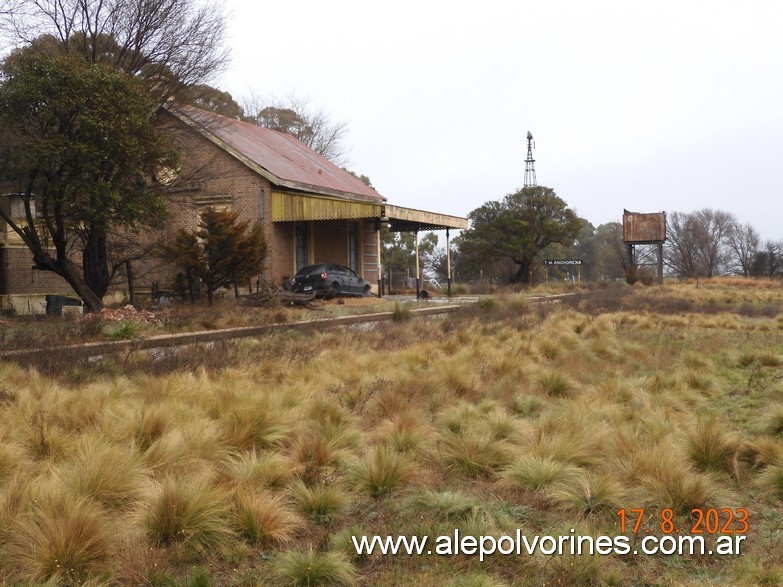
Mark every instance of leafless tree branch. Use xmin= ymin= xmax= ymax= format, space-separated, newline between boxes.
xmin=242 ymin=91 xmax=351 ymax=166
xmin=1 ymin=0 xmax=229 ymax=102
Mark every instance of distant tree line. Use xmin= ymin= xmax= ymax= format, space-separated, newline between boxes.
xmin=665 ymin=208 xmax=781 ymax=279
xmin=381 ymin=195 xmax=781 ymax=287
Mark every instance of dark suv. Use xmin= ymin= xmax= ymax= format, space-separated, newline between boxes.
xmin=291 ymin=263 xmax=372 ymax=297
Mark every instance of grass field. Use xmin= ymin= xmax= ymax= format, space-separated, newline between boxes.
xmin=1 ymin=278 xmax=782 ymax=586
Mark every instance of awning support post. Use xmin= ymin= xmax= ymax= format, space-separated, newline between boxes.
xmin=446 ymin=228 xmax=452 ymax=297
xmin=415 ymin=226 xmax=420 ymax=298
xmin=376 ymin=225 xmax=383 ymax=298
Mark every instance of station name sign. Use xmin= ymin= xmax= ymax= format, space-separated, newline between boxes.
xmin=543 ymin=259 xmax=583 ymax=266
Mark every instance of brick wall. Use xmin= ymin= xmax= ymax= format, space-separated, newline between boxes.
xmin=2 ymin=246 xmax=74 ymax=295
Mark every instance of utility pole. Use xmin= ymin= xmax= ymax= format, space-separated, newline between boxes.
xmin=524 ymin=131 xmax=537 ymax=188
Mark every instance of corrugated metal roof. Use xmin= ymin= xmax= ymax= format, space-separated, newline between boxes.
xmin=384 ymin=204 xmax=468 ymax=231
xmin=168 ymin=104 xmax=385 ymax=203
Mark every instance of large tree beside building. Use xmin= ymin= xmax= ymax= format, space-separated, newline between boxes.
xmin=460 ymin=186 xmax=583 ymax=285
xmin=0 ymin=0 xmax=228 ymax=310
xmin=0 ymin=51 xmax=177 ymax=311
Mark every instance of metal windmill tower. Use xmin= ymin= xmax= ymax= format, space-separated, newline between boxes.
xmin=523 ymin=131 xmax=537 ymax=187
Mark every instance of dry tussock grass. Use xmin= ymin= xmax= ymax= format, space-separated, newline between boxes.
xmin=5 ymin=486 xmax=113 ymax=584
xmin=1 ymin=279 xmax=783 ymax=583
xmin=234 ymin=490 xmax=302 ymax=546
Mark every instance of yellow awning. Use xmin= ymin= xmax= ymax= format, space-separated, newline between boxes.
xmin=384 ymin=204 xmax=468 ymax=231
xmin=271 ymin=192 xmax=382 ymax=222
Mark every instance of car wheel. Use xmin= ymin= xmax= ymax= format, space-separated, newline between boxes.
xmin=363 ymin=284 xmax=371 ymax=296
xmin=330 ymin=282 xmax=341 ymax=298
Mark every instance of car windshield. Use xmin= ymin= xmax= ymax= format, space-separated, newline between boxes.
xmin=296 ymin=264 xmax=326 ymax=276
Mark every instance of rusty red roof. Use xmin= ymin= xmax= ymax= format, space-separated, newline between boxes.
xmin=168 ymin=103 xmax=385 ymax=203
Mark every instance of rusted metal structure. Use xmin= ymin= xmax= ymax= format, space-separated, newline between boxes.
xmin=622 ymin=210 xmax=666 ymax=284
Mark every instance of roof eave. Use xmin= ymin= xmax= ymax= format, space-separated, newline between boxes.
xmin=275 ymin=179 xmax=387 ymax=203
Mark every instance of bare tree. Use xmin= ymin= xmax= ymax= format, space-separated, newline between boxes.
xmin=691 ymin=208 xmax=735 ymax=278
xmin=752 ymin=240 xmax=783 ymax=278
xmin=726 ymin=222 xmax=760 ymax=277
xmin=665 ymin=208 xmax=735 ymax=278
xmin=665 ymin=211 xmax=702 ymax=277
xmin=1 ymin=0 xmax=229 ymax=102
xmin=243 ymin=93 xmax=350 ymax=165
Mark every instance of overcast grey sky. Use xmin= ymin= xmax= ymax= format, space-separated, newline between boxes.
xmin=217 ymin=0 xmax=782 ymax=240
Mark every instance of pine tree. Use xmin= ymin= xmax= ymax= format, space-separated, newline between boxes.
xmin=164 ymin=207 xmax=267 ymax=304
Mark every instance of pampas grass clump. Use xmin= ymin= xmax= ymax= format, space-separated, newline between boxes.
xmin=409 ymin=490 xmax=482 ymax=522
xmin=292 ymin=481 xmax=347 ymax=525
xmin=352 ymin=445 xmax=415 ymax=497
xmin=440 ymin=432 xmax=513 ymax=477
xmin=58 ymin=437 xmax=145 ymax=510
xmin=551 ymin=472 xmax=627 ymax=514
xmin=502 ymin=455 xmax=580 ymax=491
xmin=6 ymin=489 xmax=112 ymax=584
xmin=635 ymin=446 xmax=716 ymax=513
xmin=222 ymin=450 xmax=293 ymax=490
xmin=234 ymin=491 xmax=301 ymax=546
xmin=756 ymin=464 xmax=783 ymax=499
xmin=273 ymin=547 xmax=356 ymax=586
xmin=222 ymin=403 xmax=290 ymax=451
xmin=376 ymin=413 xmax=428 ymax=454
xmin=685 ymin=416 xmax=738 ymax=473
xmin=537 ymin=372 xmax=578 ymax=397
xmin=143 ymin=474 xmax=235 ymax=554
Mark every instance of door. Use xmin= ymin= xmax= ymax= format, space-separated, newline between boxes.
xmin=295 ymin=225 xmax=308 ymax=273
xmin=348 ymin=222 xmax=359 ymax=274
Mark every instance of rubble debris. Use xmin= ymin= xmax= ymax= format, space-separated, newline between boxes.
xmin=95 ymin=305 xmax=168 ymax=323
